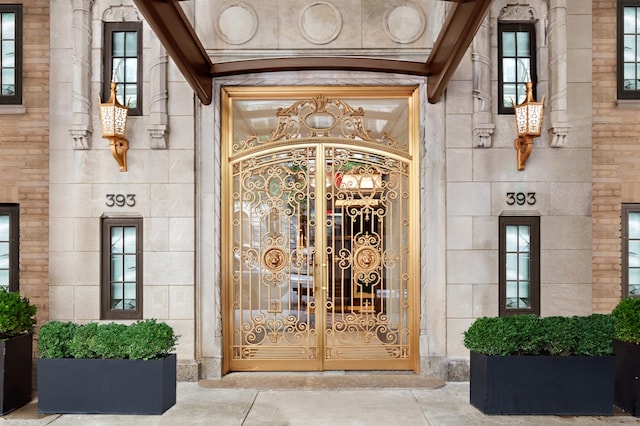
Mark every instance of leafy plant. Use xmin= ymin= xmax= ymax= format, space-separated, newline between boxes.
xmin=611 ymin=297 xmax=640 ymax=344
xmin=38 ymin=319 xmax=178 ymax=360
xmin=0 ymin=288 xmax=37 ymax=340
xmin=463 ymin=314 xmax=614 ymax=356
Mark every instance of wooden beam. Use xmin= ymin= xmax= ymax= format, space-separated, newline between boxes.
xmin=132 ymin=0 xmax=213 ymax=105
xmin=426 ymin=0 xmax=492 ymax=104
xmin=210 ymin=57 xmax=430 ymax=78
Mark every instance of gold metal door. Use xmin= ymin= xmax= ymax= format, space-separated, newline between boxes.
xmin=223 ymin=88 xmax=419 ymax=372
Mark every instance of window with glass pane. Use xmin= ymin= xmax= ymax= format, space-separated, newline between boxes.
xmin=618 ymin=1 xmax=640 ymax=99
xmin=623 ymin=205 xmax=640 ymax=297
xmin=101 ymin=217 xmax=142 ymax=319
xmin=103 ymin=22 xmax=142 ymax=115
xmin=0 ymin=205 xmax=18 ymax=292
xmin=0 ymin=5 xmax=21 ymax=104
xmin=498 ymin=22 xmax=536 ymax=114
xmin=499 ymin=216 xmax=540 ymax=316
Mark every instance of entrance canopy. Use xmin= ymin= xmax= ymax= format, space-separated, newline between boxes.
xmin=131 ymin=0 xmax=492 ymax=105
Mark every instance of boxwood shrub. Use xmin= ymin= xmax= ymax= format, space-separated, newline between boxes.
xmin=611 ymin=297 xmax=640 ymax=344
xmin=38 ymin=319 xmax=178 ymax=360
xmin=463 ymin=314 xmax=614 ymax=356
xmin=0 ymin=288 xmax=37 ymax=340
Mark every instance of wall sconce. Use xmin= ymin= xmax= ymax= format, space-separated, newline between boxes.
xmin=513 ymin=81 xmax=544 ymax=171
xmin=99 ymin=82 xmax=129 ymax=172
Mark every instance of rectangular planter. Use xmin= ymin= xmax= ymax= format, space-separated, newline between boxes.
xmin=37 ymin=353 xmax=176 ymax=415
xmin=0 ymin=334 xmax=33 ymax=415
xmin=613 ymin=339 xmax=640 ymax=416
xmin=470 ymin=351 xmax=615 ymax=415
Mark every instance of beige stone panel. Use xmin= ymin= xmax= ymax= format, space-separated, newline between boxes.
xmin=491 ymin=182 xmax=549 ymax=216
xmin=447 ymin=217 xmax=472 ymax=250
xmin=549 ymin=182 xmax=591 ymax=216
xmin=473 ymin=284 xmax=498 ymax=318
xmin=567 ymin=15 xmax=592 ymax=49
xmin=81 ymin=149 xmax=170 ymax=185
xmin=444 ymin=81 xmax=473 ymax=114
xmin=50 ymin=0 xmax=73 ymax=47
xmin=541 ymin=283 xmax=592 ymax=317
xmin=451 ymin=49 xmax=473 ymax=81
xmin=446 ymin=318 xmax=474 ymax=359
xmin=50 ymin=218 xmax=74 ymax=252
xmin=50 ymin=251 xmax=99 ymax=286
xmin=472 ymin=216 xmax=497 ymax=250
xmin=568 ymin=48 xmax=592 ymax=83
xmin=74 ymin=286 xmax=100 ymax=320
xmin=447 ymin=250 xmax=497 ymax=285
xmin=144 ymin=285 xmax=169 ymax=319
xmin=74 ymin=217 xmax=100 ymax=252
xmin=542 ymin=216 xmax=591 ymax=250
xmin=169 ymin=151 xmax=195 ymax=184
xmin=445 ymin=114 xmax=472 ymax=149
xmin=50 ymin=183 xmax=92 ymax=218
xmin=446 ymin=149 xmax=472 ymax=182
xmin=447 ymin=183 xmax=491 ymax=216
xmin=447 ymin=285 xmax=473 ymax=318
xmin=170 ymin=218 xmax=196 ymax=252
xmin=531 ymin=148 xmax=592 ymax=181
xmin=541 ymin=249 xmax=592 ymax=285
xmin=471 ymin=147 xmax=519 ymax=181
xmin=568 ymin=0 xmax=592 ymax=15
xmin=169 ymin=286 xmax=195 ymax=320
xmin=49 ymin=285 xmax=74 ymax=321
xmin=166 ymin=319 xmax=195 ymax=360
xmin=167 ymin=115 xmax=197 ymax=150
xmin=91 ymin=184 xmax=151 ymax=218
xmin=144 ymin=251 xmax=194 ymax=286
xmin=167 ymin=81 xmax=197 ymax=117
xmin=49 ymin=149 xmax=74 ymax=183
xmin=145 ymin=218 xmax=169 ymax=252
xmin=151 ymin=184 xmax=195 ymax=218
xmin=279 ymin=0 xmax=361 ymax=49
xmin=567 ymin=82 xmax=593 ymax=128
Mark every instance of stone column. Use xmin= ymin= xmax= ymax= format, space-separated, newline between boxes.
xmin=69 ymin=0 xmax=93 ymax=150
xmin=472 ymin=17 xmax=494 ymax=148
xmin=548 ymin=0 xmax=571 ymax=147
xmin=148 ymin=41 xmax=169 ymax=149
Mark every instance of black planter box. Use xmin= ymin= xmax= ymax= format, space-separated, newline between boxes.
xmin=37 ymin=353 xmax=176 ymax=415
xmin=613 ymin=339 xmax=640 ymax=416
xmin=470 ymin=351 xmax=615 ymax=415
xmin=0 ymin=334 xmax=33 ymax=415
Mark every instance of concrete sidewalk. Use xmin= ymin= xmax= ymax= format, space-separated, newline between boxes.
xmin=2 ymin=381 xmax=640 ymax=426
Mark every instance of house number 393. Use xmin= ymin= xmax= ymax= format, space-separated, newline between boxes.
xmin=105 ymin=194 xmax=136 ymax=207
xmin=506 ymin=192 xmax=536 ymax=206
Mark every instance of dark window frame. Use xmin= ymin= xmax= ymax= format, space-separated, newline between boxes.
xmin=0 ymin=204 xmax=19 ymax=291
xmin=617 ymin=0 xmax=640 ymax=99
xmin=499 ymin=216 xmax=540 ymax=316
xmin=622 ymin=204 xmax=640 ymax=297
xmin=101 ymin=216 xmax=143 ymax=320
xmin=102 ymin=21 xmax=142 ymax=116
xmin=0 ymin=4 xmax=22 ymax=105
xmin=497 ymin=21 xmax=537 ymax=114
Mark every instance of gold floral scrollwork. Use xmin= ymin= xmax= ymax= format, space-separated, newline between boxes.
xmin=263 ymin=247 xmax=287 ymax=272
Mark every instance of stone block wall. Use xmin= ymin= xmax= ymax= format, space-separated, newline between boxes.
xmin=0 ymin=1 xmax=50 ymax=326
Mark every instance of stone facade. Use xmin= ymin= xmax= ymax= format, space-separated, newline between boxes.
xmin=0 ymin=0 xmax=50 ymax=328
xmin=44 ymin=0 xmax=598 ymax=380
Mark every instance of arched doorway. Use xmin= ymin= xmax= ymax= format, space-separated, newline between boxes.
xmin=222 ymin=87 xmax=420 ymax=371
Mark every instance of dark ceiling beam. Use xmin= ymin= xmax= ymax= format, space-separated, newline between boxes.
xmin=426 ymin=0 xmax=492 ymax=103
xmin=210 ymin=57 xmax=430 ymax=78
xmin=132 ymin=0 xmax=213 ymax=105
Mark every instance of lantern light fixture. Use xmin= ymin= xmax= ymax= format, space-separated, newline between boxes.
xmin=513 ymin=81 xmax=544 ymax=171
xmin=99 ymin=81 xmax=129 ymax=172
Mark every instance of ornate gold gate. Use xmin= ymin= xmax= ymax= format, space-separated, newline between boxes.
xmin=222 ymin=87 xmax=419 ymax=371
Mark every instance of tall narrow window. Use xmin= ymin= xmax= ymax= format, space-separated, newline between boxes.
xmin=498 ymin=22 xmax=537 ymax=114
xmin=101 ymin=216 xmax=143 ymax=319
xmin=103 ymin=22 xmax=142 ymax=115
xmin=623 ymin=204 xmax=640 ymax=297
xmin=499 ymin=216 xmax=540 ymax=316
xmin=0 ymin=5 xmax=22 ymax=105
xmin=0 ymin=204 xmax=19 ymax=291
xmin=618 ymin=0 xmax=640 ymax=99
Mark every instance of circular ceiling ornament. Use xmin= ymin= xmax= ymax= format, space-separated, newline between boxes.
xmin=383 ymin=5 xmax=425 ymax=44
xmin=216 ymin=3 xmax=258 ymax=45
xmin=299 ymin=2 xmax=342 ymax=45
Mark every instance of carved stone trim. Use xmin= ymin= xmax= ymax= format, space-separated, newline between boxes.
xmin=472 ymin=17 xmax=493 ymax=148
xmin=499 ymin=2 xmax=538 ymax=21
xmin=69 ymin=0 xmax=94 ymax=150
xmin=102 ymin=4 xmax=141 ymax=22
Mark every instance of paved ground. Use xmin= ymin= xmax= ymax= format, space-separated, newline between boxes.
xmin=2 ymin=381 xmax=640 ymax=425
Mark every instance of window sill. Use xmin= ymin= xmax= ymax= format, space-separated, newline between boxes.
xmin=0 ymin=104 xmax=26 ymax=115
xmin=616 ymin=99 xmax=640 ymax=109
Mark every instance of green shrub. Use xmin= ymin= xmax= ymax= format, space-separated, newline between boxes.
xmin=611 ymin=297 xmax=640 ymax=344
xmin=463 ymin=314 xmax=614 ymax=356
xmin=37 ymin=319 xmax=178 ymax=360
xmin=0 ymin=288 xmax=37 ymax=339
xmin=38 ymin=321 xmax=79 ymax=358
